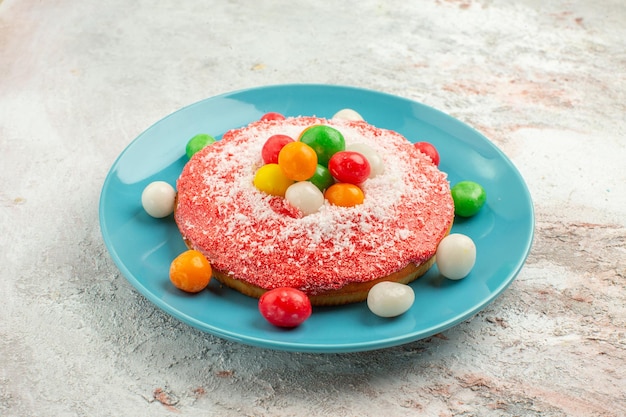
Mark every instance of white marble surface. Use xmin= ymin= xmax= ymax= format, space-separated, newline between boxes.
xmin=1 ymin=0 xmax=625 ymax=416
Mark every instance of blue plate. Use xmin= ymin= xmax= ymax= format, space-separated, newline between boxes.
xmin=99 ymin=84 xmax=534 ymax=353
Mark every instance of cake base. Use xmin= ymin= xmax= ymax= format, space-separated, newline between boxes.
xmin=211 ymin=257 xmax=436 ymax=306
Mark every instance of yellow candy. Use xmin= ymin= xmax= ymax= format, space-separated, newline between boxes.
xmin=253 ymin=163 xmax=294 ymax=197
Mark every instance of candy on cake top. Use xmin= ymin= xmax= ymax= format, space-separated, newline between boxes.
xmin=175 ymin=117 xmax=454 ymax=294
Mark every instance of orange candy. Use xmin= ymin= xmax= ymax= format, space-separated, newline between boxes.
xmin=324 ymin=183 xmax=365 ymax=207
xmin=169 ymin=250 xmax=212 ymax=293
xmin=278 ymin=142 xmax=318 ymax=181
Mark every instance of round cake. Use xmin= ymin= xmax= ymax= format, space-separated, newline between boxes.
xmin=174 ymin=116 xmax=454 ymax=306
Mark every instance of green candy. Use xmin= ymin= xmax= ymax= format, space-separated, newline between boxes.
xmin=308 ymin=164 xmax=335 ymax=192
xmin=298 ymin=125 xmax=345 ymax=166
xmin=186 ymin=133 xmax=216 ymax=159
xmin=451 ymin=181 xmax=486 ymax=217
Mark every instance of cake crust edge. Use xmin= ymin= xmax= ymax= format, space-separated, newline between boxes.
xmin=211 ymin=256 xmax=436 ymax=306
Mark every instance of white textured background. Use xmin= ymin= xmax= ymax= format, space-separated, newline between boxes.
xmin=1 ymin=0 xmax=625 ymax=416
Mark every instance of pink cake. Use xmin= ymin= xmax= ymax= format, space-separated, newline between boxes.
xmin=174 ymin=117 xmax=454 ymax=305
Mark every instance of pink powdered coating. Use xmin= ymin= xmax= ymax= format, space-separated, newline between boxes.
xmin=175 ymin=117 xmax=454 ymax=295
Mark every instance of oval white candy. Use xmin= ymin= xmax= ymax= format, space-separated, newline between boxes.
xmin=367 ymin=281 xmax=415 ymax=317
xmin=346 ymin=143 xmax=385 ymax=178
xmin=436 ymin=233 xmax=476 ymax=280
xmin=141 ymin=181 xmax=176 ymax=218
xmin=285 ymin=181 xmax=324 ymax=216
xmin=332 ymin=108 xmax=364 ymax=121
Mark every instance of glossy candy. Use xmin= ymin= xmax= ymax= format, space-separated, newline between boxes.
xmin=285 ymin=182 xmax=325 ymax=216
xmin=307 ymin=164 xmax=335 ymax=192
xmin=367 ymin=282 xmax=415 ymax=317
xmin=260 ymin=112 xmax=286 ymax=121
xmin=141 ymin=181 xmax=176 ymax=218
xmin=324 ymin=183 xmax=365 ymax=207
xmin=169 ymin=250 xmax=213 ymax=293
xmin=253 ymin=163 xmax=294 ymax=196
xmin=298 ymin=125 xmax=345 ymax=166
xmin=451 ymin=181 xmax=486 ymax=217
xmin=414 ymin=141 xmax=440 ymax=166
xmin=436 ymin=234 xmax=476 ymax=280
xmin=278 ymin=141 xmax=318 ymax=181
xmin=332 ymin=108 xmax=364 ymax=121
xmin=186 ymin=134 xmax=216 ymax=159
xmin=328 ymin=151 xmax=371 ymax=184
xmin=258 ymin=287 xmax=312 ymax=327
xmin=261 ymin=134 xmax=294 ymax=164
xmin=346 ymin=143 xmax=384 ymax=178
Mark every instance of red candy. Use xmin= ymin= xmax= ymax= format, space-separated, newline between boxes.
xmin=414 ymin=141 xmax=440 ymax=166
xmin=260 ymin=112 xmax=286 ymax=121
xmin=261 ymin=134 xmax=294 ymax=164
xmin=258 ymin=287 xmax=312 ymax=327
xmin=328 ymin=151 xmax=371 ymax=185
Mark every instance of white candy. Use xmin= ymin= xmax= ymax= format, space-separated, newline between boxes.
xmin=346 ymin=143 xmax=385 ymax=178
xmin=436 ymin=233 xmax=476 ymax=280
xmin=332 ymin=108 xmax=364 ymax=121
xmin=285 ymin=181 xmax=325 ymax=216
xmin=367 ymin=281 xmax=415 ymax=317
xmin=141 ymin=181 xmax=176 ymax=218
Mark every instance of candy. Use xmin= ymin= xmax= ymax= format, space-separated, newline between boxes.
xmin=186 ymin=134 xmax=216 ymax=159
xmin=258 ymin=287 xmax=312 ymax=327
xmin=285 ymin=181 xmax=325 ymax=216
xmin=254 ymin=124 xmax=375 ymax=211
xmin=169 ymin=250 xmax=212 ymax=293
xmin=414 ymin=141 xmax=440 ymax=166
xmin=261 ymin=134 xmax=294 ymax=164
xmin=278 ymin=141 xmax=318 ymax=181
xmin=324 ymin=183 xmax=365 ymax=207
xmin=367 ymin=281 xmax=415 ymax=317
xmin=253 ymin=164 xmax=294 ymax=196
xmin=260 ymin=112 xmax=286 ymax=121
xmin=346 ymin=143 xmax=384 ymax=178
xmin=307 ymin=164 xmax=335 ymax=192
xmin=451 ymin=181 xmax=486 ymax=217
xmin=328 ymin=151 xmax=371 ymax=185
xmin=436 ymin=233 xmax=476 ymax=280
xmin=332 ymin=108 xmax=364 ymax=121
xmin=141 ymin=181 xmax=176 ymax=218
xmin=298 ymin=125 xmax=345 ymax=166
